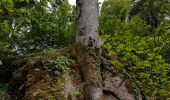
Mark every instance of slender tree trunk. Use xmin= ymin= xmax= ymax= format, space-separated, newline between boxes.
xmin=76 ymin=0 xmax=103 ymax=99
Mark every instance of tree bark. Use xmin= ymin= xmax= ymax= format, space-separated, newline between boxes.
xmin=76 ymin=0 xmax=103 ymax=100
xmin=76 ymin=0 xmax=100 ymax=48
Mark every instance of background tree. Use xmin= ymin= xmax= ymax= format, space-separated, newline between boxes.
xmin=99 ymin=0 xmax=131 ymax=35
xmin=0 ymin=0 xmax=76 ymax=58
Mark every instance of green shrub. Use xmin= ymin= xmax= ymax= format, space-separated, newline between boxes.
xmin=101 ymin=17 xmax=170 ymax=99
xmin=42 ymin=56 xmax=71 ymax=75
xmin=28 ymin=49 xmax=72 ymax=76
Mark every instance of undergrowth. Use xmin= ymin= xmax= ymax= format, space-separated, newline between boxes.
xmin=0 ymin=83 xmax=10 ymax=100
xmin=27 ymin=49 xmax=72 ymax=76
xmin=101 ymin=17 xmax=170 ymax=99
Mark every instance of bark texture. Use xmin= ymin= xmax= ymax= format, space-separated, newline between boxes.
xmin=76 ymin=0 xmax=103 ymax=99
xmin=76 ymin=0 xmax=100 ymax=48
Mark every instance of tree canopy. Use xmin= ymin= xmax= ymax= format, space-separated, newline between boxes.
xmin=0 ymin=0 xmax=76 ymax=57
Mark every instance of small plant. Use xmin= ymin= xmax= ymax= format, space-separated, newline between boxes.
xmin=28 ymin=49 xmax=72 ymax=75
xmin=42 ymin=56 xmax=71 ymax=75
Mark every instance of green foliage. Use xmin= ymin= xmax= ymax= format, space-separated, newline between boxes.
xmin=28 ymin=49 xmax=72 ymax=75
xmin=42 ymin=56 xmax=71 ymax=76
xmin=0 ymin=0 xmax=14 ymax=58
xmin=102 ymin=17 xmax=170 ymax=98
xmin=0 ymin=83 xmax=10 ymax=100
xmin=15 ymin=0 xmax=75 ymax=54
xmin=100 ymin=0 xmax=170 ymax=98
xmin=100 ymin=0 xmax=130 ymax=21
xmin=130 ymin=0 xmax=170 ymax=27
xmin=0 ymin=0 xmax=76 ymax=57
xmin=99 ymin=0 xmax=130 ymax=35
xmin=157 ymin=20 xmax=170 ymax=62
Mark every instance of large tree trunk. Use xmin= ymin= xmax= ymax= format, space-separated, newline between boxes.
xmin=76 ymin=0 xmax=103 ymax=100
xmin=76 ymin=0 xmax=100 ymax=48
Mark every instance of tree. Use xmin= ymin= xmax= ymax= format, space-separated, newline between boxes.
xmin=99 ymin=0 xmax=130 ymax=35
xmin=129 ymin=0 xmax=170 ymax=27
xmin=76 ymin=0 xmax=103 ymax=99
xmin=0 ymin=0 xmax=76 ymax=57
xmin=76 ymin=0 xmax=100 ymax=48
